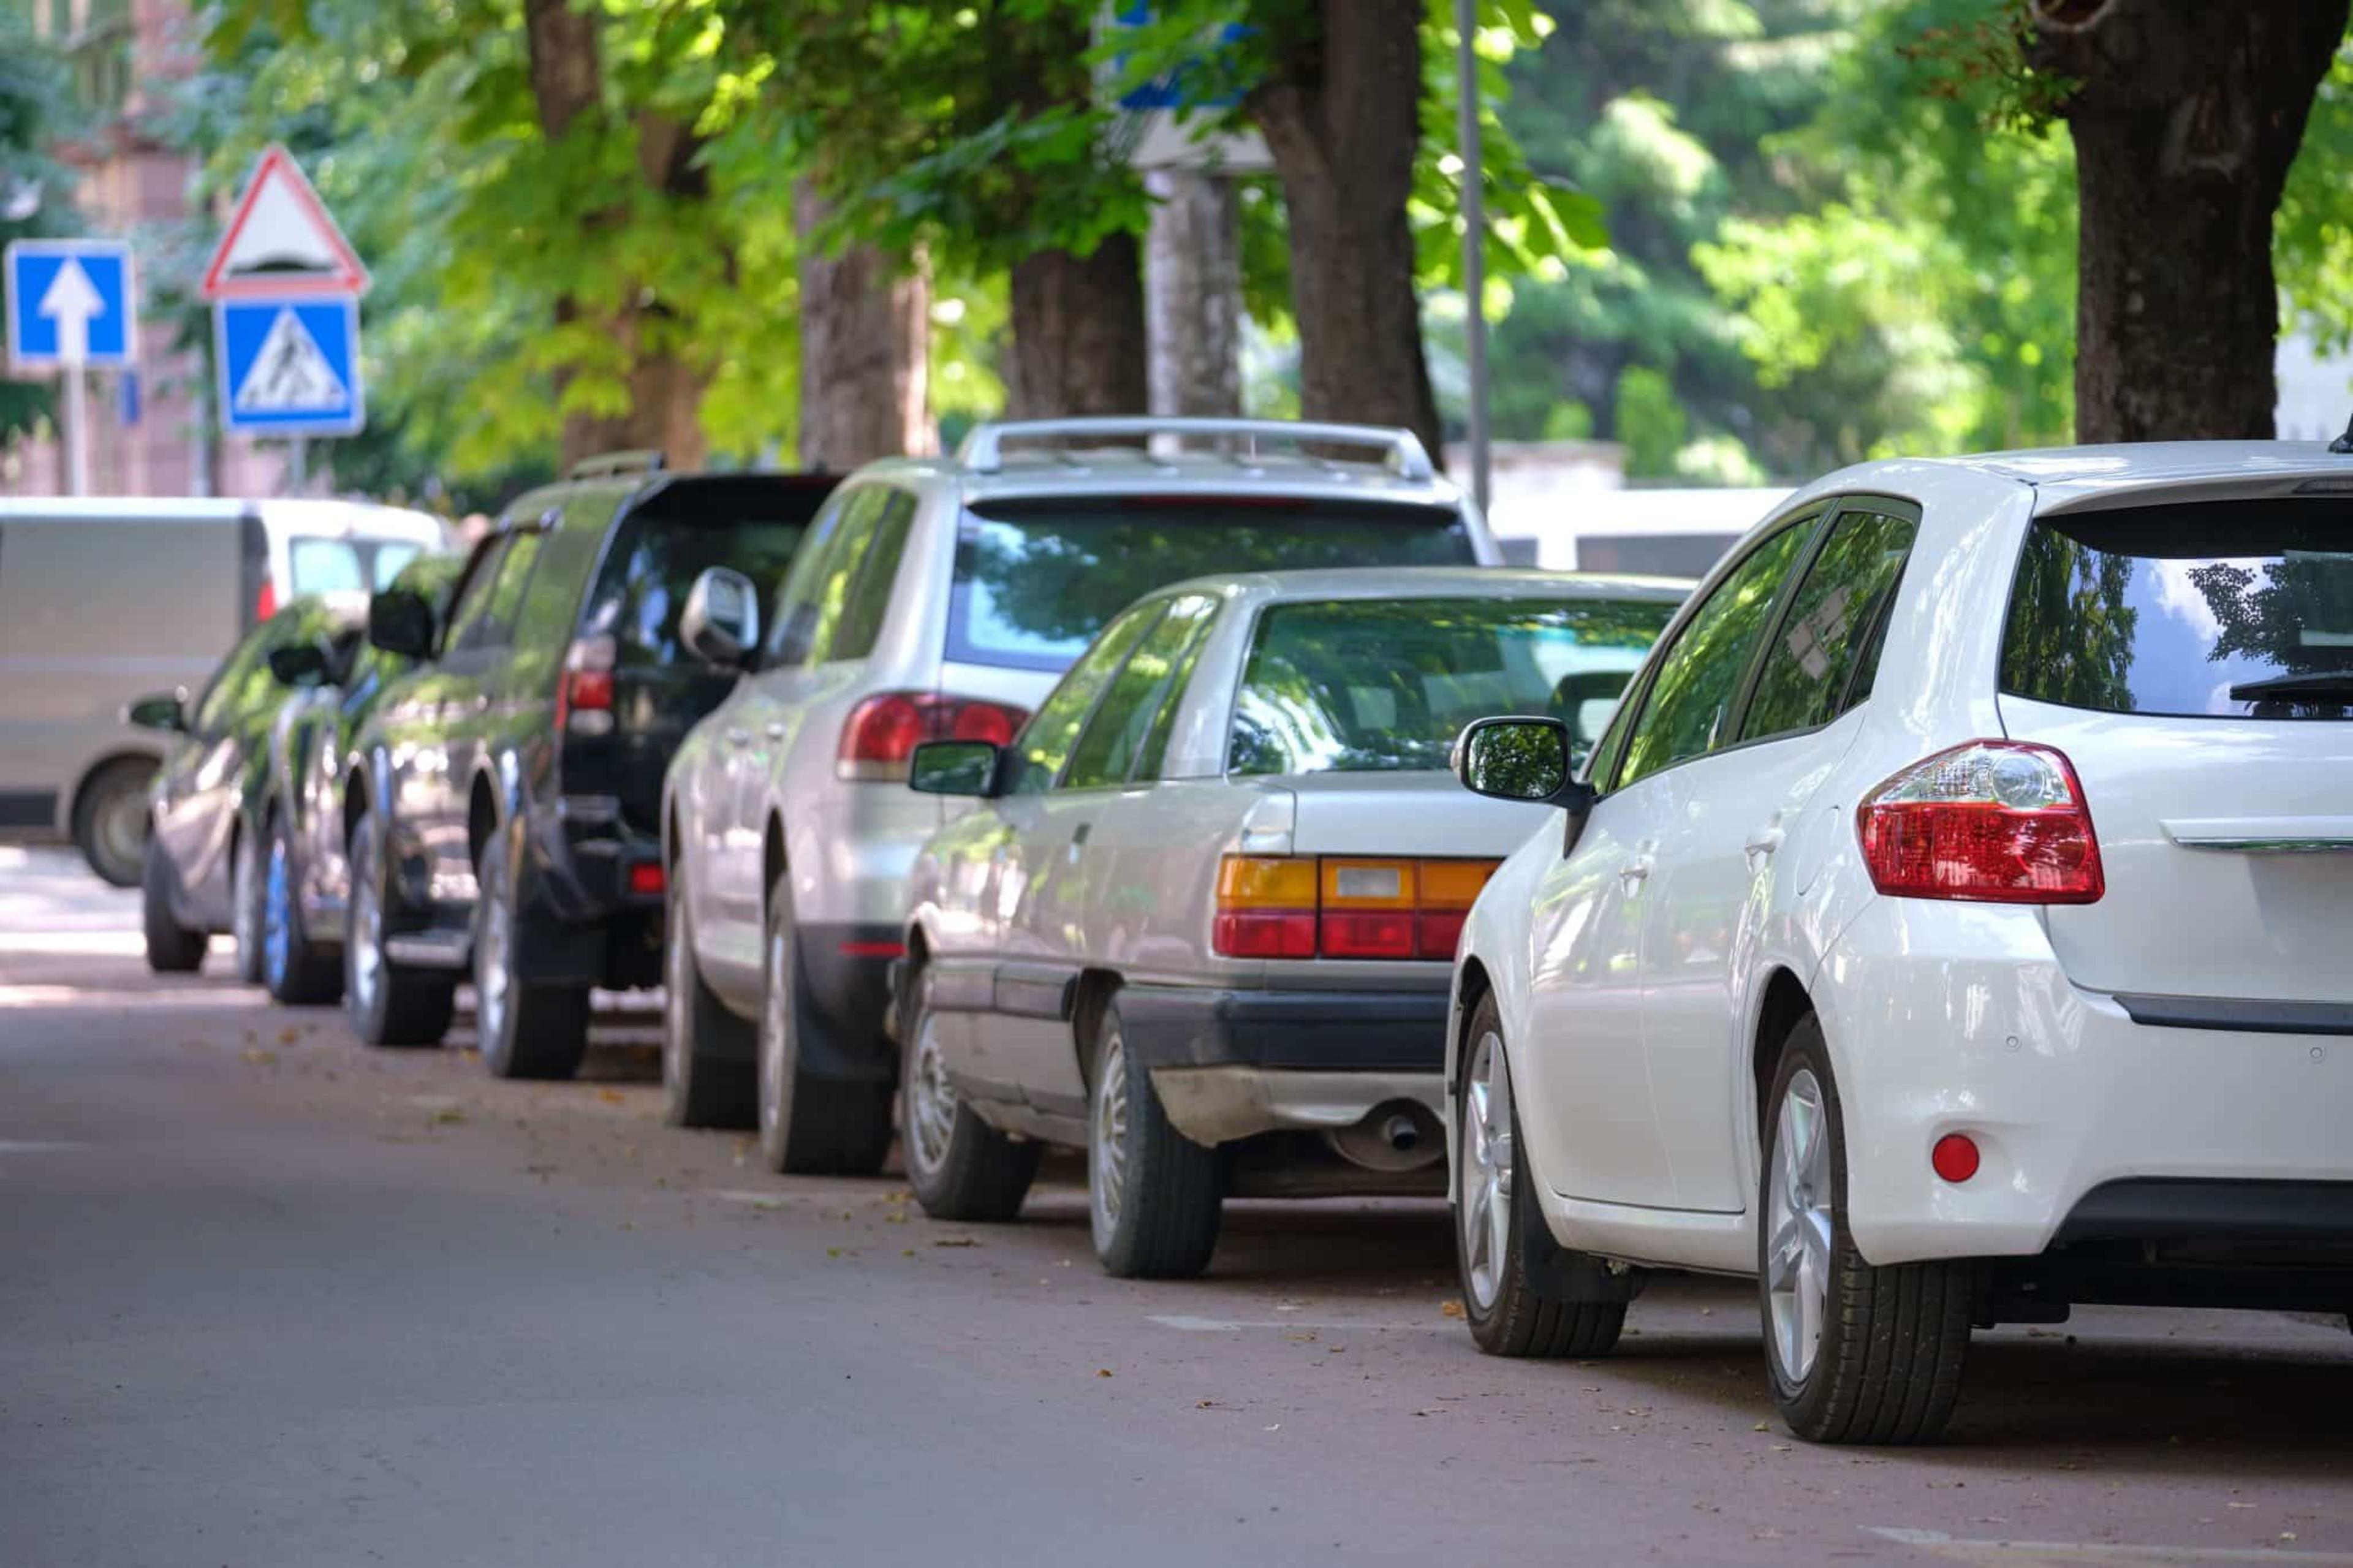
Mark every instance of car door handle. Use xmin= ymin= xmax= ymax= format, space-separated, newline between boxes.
xmin=724 ymin=727 xmax=751 ymax=748
xmin=1618 ymin=854 xmax=1653 ymax=892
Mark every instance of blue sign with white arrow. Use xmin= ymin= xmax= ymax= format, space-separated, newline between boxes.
xmin=4 ymin=239 xmax=136 ymax=371
xmin=214 ymin=294 xmax=364 ymax=436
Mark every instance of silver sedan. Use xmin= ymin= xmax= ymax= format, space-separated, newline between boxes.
xmin=892 ymin=566 xmax=1688 ymax=1277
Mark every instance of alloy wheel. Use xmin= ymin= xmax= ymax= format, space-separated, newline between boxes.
xmin=350 ymin=837 xmax=381 ymax=1015
xmin=263 ymin=831 xmax=293 ymax=992
xmin=759 ymin=921 xmax=790 ymax=1142
xmin=1089 ymin=1029 xmax=1131 ymax=1246
xmin=1460 ymin=1029 xmax=1515 ymax=1313
xmin=476 ymin=853 xmax=511 ymax=1049
xmin=1765 ymin=1067 xmax=1835 ymax=1385
xmin=662 ymin=890 xmax=691 ymax=1090
xmin=232 ymin=830 xmax=262 ymax=961
xmin=905 ymin=1009 xmax=958 ymax=1180
xmin=91 ymin=784 xmax=148 ymax=885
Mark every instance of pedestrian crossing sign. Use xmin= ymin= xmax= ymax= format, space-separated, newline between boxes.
xmin=214 ymin=294 xmax=363 ymax=436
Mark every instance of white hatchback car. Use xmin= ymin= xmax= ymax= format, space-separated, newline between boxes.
xmin=661 ymin=418 xmax=1501 ymax=1176
xmin=1446 ymin=443 xmax=2353 ymax=1444
xmin=894 ymin=567 xmax=1686 ymax=1276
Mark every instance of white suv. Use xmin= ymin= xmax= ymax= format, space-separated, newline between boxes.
xmin=661 ymin=418 xmax=1501 ymax=1173
xmin=1446 ymin=442 xmax=2353 ymax=1444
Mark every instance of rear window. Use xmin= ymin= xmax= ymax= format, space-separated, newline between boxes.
xmin=581 ymin=481 xmax=830 ymax=666
xmin=288 ymin=536 xmax=426 ymax=595
xmin=2002 ymin=501 xmax=2353 ymax=719
xmin=1229 ymin=594 xmax=1676 ymax=776
xmin=948 ymin=497 xmax=1478 ymax=672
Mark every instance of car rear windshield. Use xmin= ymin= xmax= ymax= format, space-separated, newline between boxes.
xmin=948 ymin=497 xmax=1479 ymax=672
xmin=583 ymin=480 xmax=830 ymax=665
xmin=2001 ymin=500 xmax=2353 ymax=719
xmin=1229 ymin=594 xmax=1675 ymax=776
xmin=289 ymin=536 xmax=426 ymax=595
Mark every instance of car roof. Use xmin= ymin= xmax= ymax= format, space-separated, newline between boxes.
xmin=1784 ymin=440 xmax=2353 ymax=521
xmin=0 ymin=496 xmax=441 ymax=530
xmin=846 ymin=449 xmax=1472 ymax=509
xmin=1151 ymin=565 xmax=1694 ymax=605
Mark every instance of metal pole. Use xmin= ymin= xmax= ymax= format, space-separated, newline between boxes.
xmin=1454 ymin=0 xmax=1490 ymax=518
xmin=61 ymin=365 xmax=89 ymax=496
xmin=289 ymin=434 xmax=307 ymax=494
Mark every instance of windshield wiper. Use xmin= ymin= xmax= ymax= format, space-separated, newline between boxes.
xmin=2227 ymin=672 xmax=2353 ymax=703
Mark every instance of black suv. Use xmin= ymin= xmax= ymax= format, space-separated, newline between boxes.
xmin=343 ymin=457 xmax=833 ymax=1077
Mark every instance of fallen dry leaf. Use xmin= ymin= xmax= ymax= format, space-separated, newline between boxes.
xmin=240 ymin=1048 xmax=276 ymax=1066
xmin=1096 ymin=1368 xmax=1113 ymax=1379
xmin=276 ymin=1026 xmax=302 ymax=1045
xmin=432 ymin=1107 xmax=465 ymax=1125
xmin=597 ymin=1088 xmax=625 ymax=1106
xmin=933 ymin=1237 xmax=977 ymax=1248
xmin=1439 ymin=1299 xmax=1466 ymax=1319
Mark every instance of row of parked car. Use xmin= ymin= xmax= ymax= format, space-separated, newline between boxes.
xmin=134 ymin=418 xmax=2353 ymax=1445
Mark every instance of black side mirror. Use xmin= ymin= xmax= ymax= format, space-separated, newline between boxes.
xmin=125 ymin=691 xmax=187 ymax=733
xmin=267 ymin=643 xmax=330 ymax=687
xmin=909 ymin=740 xmax=1002 ymax=797
xmin=368 ymin=586 xmax=437 ymax=662
xmin=1452 ymin=715 xmax=1598 ymax=852
xmin=680 ymin=567 xmax=761 ymax=672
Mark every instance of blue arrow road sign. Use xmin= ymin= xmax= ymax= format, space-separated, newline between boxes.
xmin=214 ymin=294 xmax=365 ymax=437
xmin=4 ymin=240 xmax=136 ymax=371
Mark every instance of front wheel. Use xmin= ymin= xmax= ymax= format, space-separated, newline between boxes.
xmin=756 ymin=869 xmax=892 ymax=1176
xmin=1455 ymin=994 xmax=1626 ymax=1358
xmin=473 ymin=827 xmax=590 ymax=1081
xmin=140 ymin=836 xmax=207 ymax=974
xmin=344 ymin=808 xmax=455 ymax=1048
xmin=230 ymin=822 xmax=267 ymax=985
xmin=78 ymin=758 xmax=156 ymax=888
xmin=1088 ymin=1001 xmax=1222 ymax=1279
xmin=261 ymin=808 xmax=341 ymax=1005
xmin=662 ymin=860 xmax=757 ymax=1127
xmin=902 ymin=961 xmax=1039 ymax=1221
xmin=1759 ymin=1018 xmax=1973 ymax=1444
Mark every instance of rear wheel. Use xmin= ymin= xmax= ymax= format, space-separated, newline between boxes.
xmin=662 ymin=860 xmax=757 ymax=1127
xmin=140 ymin=836 xmax=207 ymax=974
xmin=229 ymin=823 xmax=267 ymax=985
xmin=473 ymin=828 xmax=590 ymax=1080
xmin=1455 ymin=994 xmax=1627 ymax=1358
xmin=1760 ymin=1018 xmax=1973 ymax=1444
xmin=75 ymin=757 xmax=154 ymax=888
xmin=1088 ymin=1001 xmax=1222 ymax=1279
xmin=344 ymin=808 xmax=455 ymax=1048
xmin=756 ymin=870 xmax=892 ymax=1176
xmin=901 ymin=959 xmax=1039 ymax=1221
xmin=261 ymin=807 xmax=340 ymax=1005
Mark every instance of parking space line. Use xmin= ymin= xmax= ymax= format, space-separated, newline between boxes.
xmin=1869 ymin=1526 xmax=2353 ymax=1565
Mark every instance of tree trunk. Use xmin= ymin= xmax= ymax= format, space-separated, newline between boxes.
xmin=1145 ymin=170 xmax=1244 ymax=419
xmin=1004 ymin=236 xmax=1148 ymax=419
xmin=795 ymin=184 xmax=934 ymax=471
xmin=2029 ymin=0 xmax=2348 ymax=442
xmin=1248 ymin=0 xmax=1441 ymax=462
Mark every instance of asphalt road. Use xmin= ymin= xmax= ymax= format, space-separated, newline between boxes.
xmin=3 ymin=844 xmax=2349 ymax=1568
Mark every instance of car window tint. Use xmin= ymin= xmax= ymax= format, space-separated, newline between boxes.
xmin=191 ymin=622 xmax=278 ymax=735
xmin=472 ymin=529 xmax=545 ymax=648
xmin=828 ymin=489 xmax=916 ymax=663
xmin=1063 ymin=595 xmax=1218 ymax=790
xmin=767 ymin=489 xmax=873 ymax=665
xmin=1742 ymin=507 xmax=1917 ymax=741
xmin=437 ymin=534 xmax=510 ymax=653
xmin=1002 ymin=599 xmax=1168 ymax=797
xmin=1616 ymin=523 xmax=1812 ymax=789
xmin=1134 ymin=599 xmax=1227 ymax=781
xmin=578 ymin=494 xmax=803 ymax=667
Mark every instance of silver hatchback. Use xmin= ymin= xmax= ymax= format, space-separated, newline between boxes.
xmin=660 ymin=417 xmax=1501 ymax=1175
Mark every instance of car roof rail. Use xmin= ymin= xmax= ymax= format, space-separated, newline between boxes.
xmin=565 ymin=449 xmax=666 ymax=482
xmin=955 ymin=417 xmax=1435 ymax=482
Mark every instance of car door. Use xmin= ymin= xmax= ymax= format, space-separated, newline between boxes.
xmin=1521 ymin=518 xmax=1819 ymax=1210
xmin=1637 ymin=501 xmax=1917 ymax=1213
xmin=153 ymin=621 xmax=279 ymax=923
xmin=380 ymin=532 xmax=509 ymax=882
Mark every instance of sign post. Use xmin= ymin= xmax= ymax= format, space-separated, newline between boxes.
xmin=199 ymin=145 xmax=371 ymax=471
xmin=1454 ymin=0 xmax=1490 ymax=518
xmin=6 ymin=238 xmax=137 ymax=496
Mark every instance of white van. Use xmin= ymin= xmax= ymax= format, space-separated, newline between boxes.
xmin=0 ymin=498 xmax=448 ymax=885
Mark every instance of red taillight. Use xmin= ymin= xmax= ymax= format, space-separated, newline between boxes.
xmin=627 ymin=861 xmax=665 ymax=897
xmin=837 ymin=692 xmax=1029 ymax=781
xmin=556 ymin=637 xmax=618 ymax=738
xmin=1213 ymin=855 xmax=1501 ymax=960
xmin=1857 ymin=740 xmax=2103 ymax=904
xmin=255 ymin=575 xmax=277 ymax=622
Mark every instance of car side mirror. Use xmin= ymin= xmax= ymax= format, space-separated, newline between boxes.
xmin=909 ymin=740 xmax=1002 ymax=797
xmin=267 ymin=643 xmax=330 ymax=687
xmin=125 ymin=691 xmax=187 ymax=733
xmin=680 ymin=567 xmax=761 ymax=672
xmin=368 ymin=586 xmax=437 ymax=662
xmin=1452 ymin=715 xmax=1597 ymax=853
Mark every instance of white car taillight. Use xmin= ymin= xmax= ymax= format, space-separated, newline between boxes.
xmin=1855 ymin=740 xmax=2104 ymax=904
xmin=556 ymin=636 xmax=617 ymax=738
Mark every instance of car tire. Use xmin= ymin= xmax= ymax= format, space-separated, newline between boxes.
xmin=344 ymin=806 xmax=455 ymax=1048
xmin=140 ymin=835 xmax=208 ymax=974
xmin=1088 ymin=999 xmax=1222 ymax=1279
xmin=473 ymin=828 xmax=591 ymax=1081
xmin=756 ymin=869 xmax=893 ymax=1176
xmin=1760 ymin=1017 xmax=1974 ymax=1445
xmin=901 ymin=958 xmax=1039 ymax=1221
xmin=230 ymin=822 xmax=267 ymax=985
xmin=1455 ymin=992 xmax=1628 ymax=1358
xmin=662 ymin=860 xmax=757 ymax=1128
xmin=78 ymin=757 xmax=157 ymax=888
xmin=261 ymin=806 xmax=341 ymax=1006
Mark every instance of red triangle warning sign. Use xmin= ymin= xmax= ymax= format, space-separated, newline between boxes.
xmin=200 ymin=145 xmax=370 ymax=300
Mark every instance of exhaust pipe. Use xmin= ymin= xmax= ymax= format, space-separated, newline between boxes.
xmin=1328 ymin=1100 xmax=1444 ymax=1172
